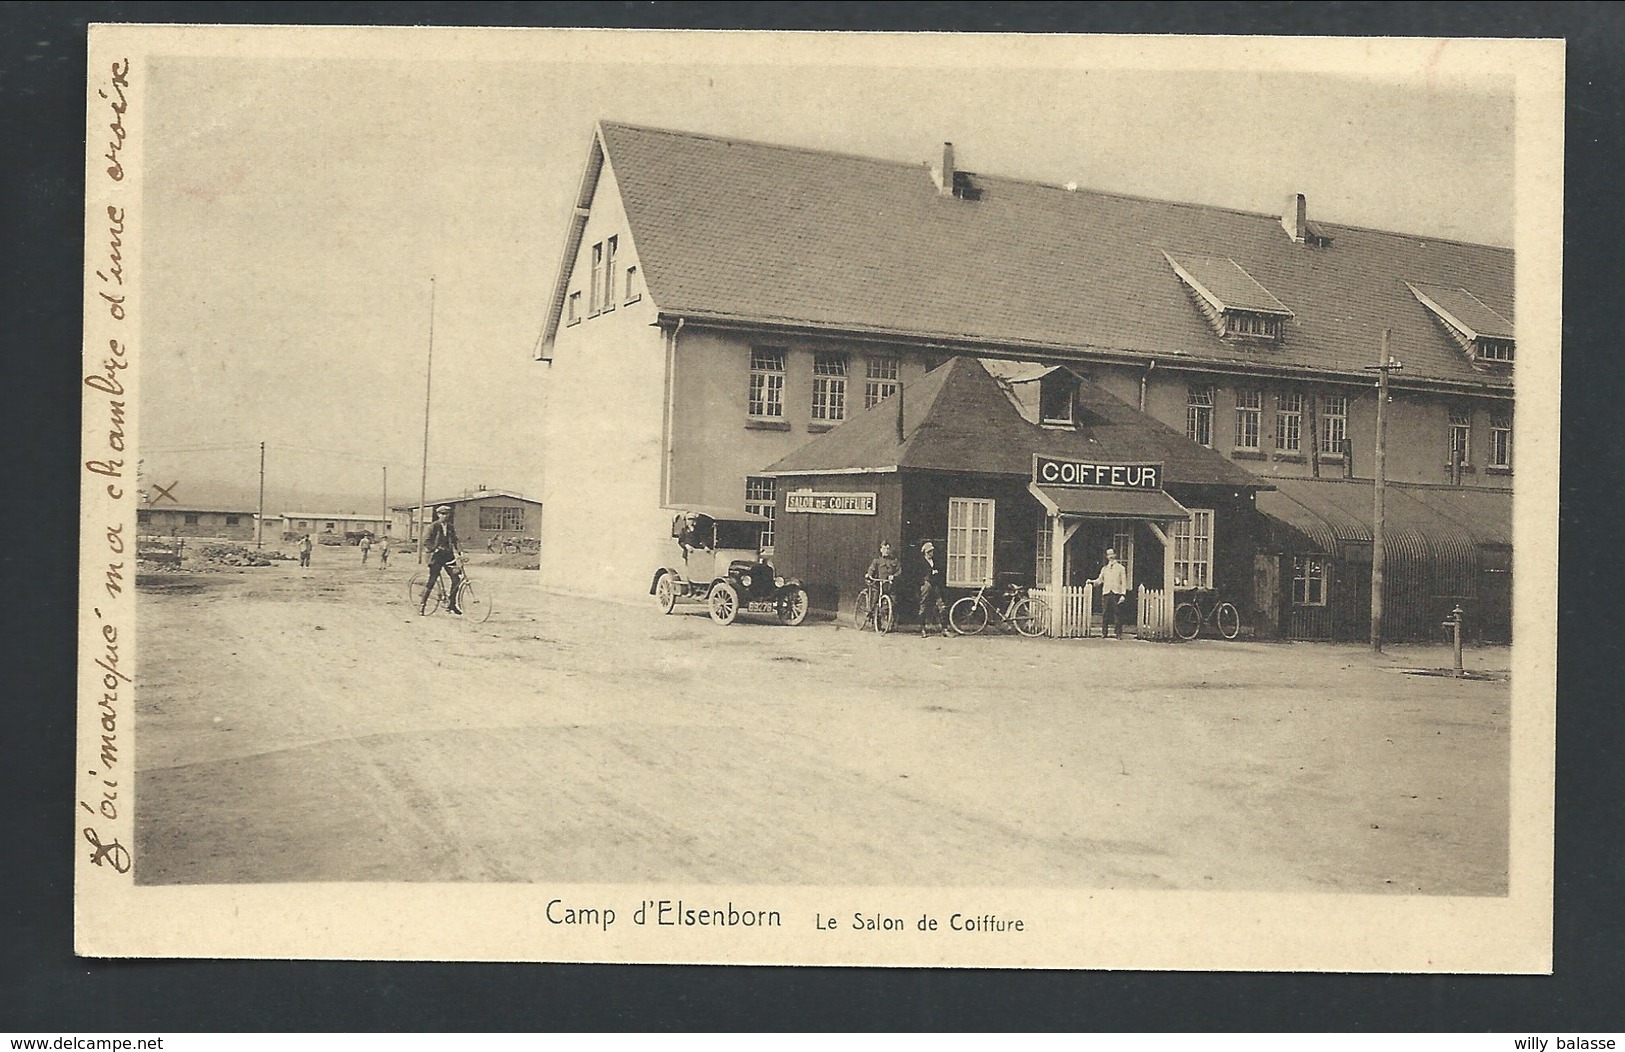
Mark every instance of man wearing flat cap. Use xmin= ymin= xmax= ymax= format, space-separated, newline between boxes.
xmin=420 ymin=504 xmax=465 ymax=615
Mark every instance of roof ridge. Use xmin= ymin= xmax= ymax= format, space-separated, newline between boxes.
xmin=599 ymin=119 xmax=1511 ymax=251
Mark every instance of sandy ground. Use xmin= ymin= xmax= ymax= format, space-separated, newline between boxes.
xmin=133 ymin=556 xmax=1510 ymax=894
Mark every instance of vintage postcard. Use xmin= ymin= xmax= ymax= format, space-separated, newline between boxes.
xmin=77 ymin=25 xmax=1562 ymax=970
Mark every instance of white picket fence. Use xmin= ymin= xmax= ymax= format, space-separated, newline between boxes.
xmin=1028 ymin=584 xmax=1174 ymax=639
xmin=1029 ymin=584 xmax=1094 ymax=638
xmin=1137 ymin=584 xmax=1174 ymax=640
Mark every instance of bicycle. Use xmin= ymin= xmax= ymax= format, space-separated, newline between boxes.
xmin=407 ymin=559 xmax=493 ymax=623
xmin=1172 ymin=588 xmax=1239 ymax=641
xmin=852 ymin=574 xmax=897 ymax=634
xmin=949 ymin=576 xmax=1048 ymax=637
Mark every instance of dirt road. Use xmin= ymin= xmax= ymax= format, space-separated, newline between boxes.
xmin=134 ymin=558 xmax=1510 ymax=893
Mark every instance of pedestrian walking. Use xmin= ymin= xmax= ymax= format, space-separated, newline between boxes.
xmin=359 ymin=534 xmax=372 ymax=565
xmin=917 ymin=540 xmax=949 ymax=637
xmin=377 ymin=535 xmax=390 ymax=569
xmin=298 ymin=533 xmax=313 ymax=568
xmin=1088 ymin=547 xmax=1129 ymax=638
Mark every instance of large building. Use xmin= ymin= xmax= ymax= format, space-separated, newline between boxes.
xmin=137 ymin=504 xmax=258 ymax=542
xmin=535 ymin=122 xmax=1513 ymax=640
xmin=391 ymin=488 xmax=542 ymax=551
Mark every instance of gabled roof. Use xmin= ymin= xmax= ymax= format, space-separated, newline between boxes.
xmin=553 ymin=121 xmax=1513 ymax=389
xmin=1407 ymin=282 xmax=1514 ymax=340
xmin=764 ymin=357 xmax=1261 ymax=489
xmin=391 ymin=489 xmax=539 ymax=512
xmin=1163 ymin=252 xmax=1293 ymax=316
xmin=139 ymin=504 xmax=256 ymax=515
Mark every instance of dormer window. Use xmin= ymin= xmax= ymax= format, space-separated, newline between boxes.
xmin=1039 ymin=371 xmax=1076 ymax=426
xmin=1164 ymin=252 xmax=1293 ymax=343
xmin=1407 ymin=282 xmax=1514 ymax=364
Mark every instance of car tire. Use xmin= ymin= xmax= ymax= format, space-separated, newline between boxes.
xmin=656 ymin=573 xmax=678 ymax=614
xmin=777 ymin=585 xmax=809 ymax=626
xmin=708 ymin=580 xmax=740 ymax=625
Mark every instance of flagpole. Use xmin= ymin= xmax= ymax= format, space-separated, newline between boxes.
xmin=418 ymin=276 xmax=435 ymax=564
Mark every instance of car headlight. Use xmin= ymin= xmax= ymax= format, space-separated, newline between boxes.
xmin=774 ymin=576 xmax=785 ymax=588
xmin=740 ymin=574 xmax=752 ymax=588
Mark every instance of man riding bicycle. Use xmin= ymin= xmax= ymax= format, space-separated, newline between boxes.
xmin=419 ymin=505 xmax=465 ymax=615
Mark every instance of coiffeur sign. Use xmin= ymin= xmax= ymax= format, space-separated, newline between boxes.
xmin=1032 ymin=455 xmax=1163 ymax=490
xmin=785 ymin=490 xmax=877 ymax=515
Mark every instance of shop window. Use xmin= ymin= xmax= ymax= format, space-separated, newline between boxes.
xmin=864 ymin=357 xmax=899 ymax=409
xmin=589 ymin=242 xmax=603 ymax=315
xmin=1171 ymin=509 xmax=1214 ymax=589
xmin=1320 ymin=394 xmax=1348 ymax=456
xmin=745 ymin=476 xmax=777 ymax=550
xmin=1186 ymin=385 xmax=1215 ymax=447
xmin=748 ymin=347 xmax=786 ymax=419
xmin=624 ymin=265 xmax=640 ymax=305
xmin=1035 ymin=517 xmax=1053 ymax=587
xmin=812 ymin=354 xmax=848 ymax=422
xmin=566 ymin=292 xmax=581 ymax=326
xmin=1292 ymin=555 xmax=1329 ymax=606
xmin=479 ymin=506 xmax=524 ymax=531
xmin=1234 ymin=389 xmax=1262 ymax=450
xmin=1275 ymin=392 xmax=1304 ymax=452
xmin=1449 ymin=407 xmax=1473 ymax=469
xmin=947 ymin=497 xmax=995 ymax=588
xmin=601 ymin=236 xmax=617 ymax=313
xmin=1490 ymin=408 xmax=1512 ymax=469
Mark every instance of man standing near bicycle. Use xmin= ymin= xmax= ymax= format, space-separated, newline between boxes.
xmin=917 ymin=539 xmax=949 ymax=637
xmin=419 ymin=505 xmax=464 ymax=616
xmin=1088 ymin=547 xmax=1129 ymax=639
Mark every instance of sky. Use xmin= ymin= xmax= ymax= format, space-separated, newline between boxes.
xmin=136 ymin=30 xmax=1518 ymax=513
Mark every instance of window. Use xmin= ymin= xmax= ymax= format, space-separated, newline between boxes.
xmin=1477 ymin=337 xmax=1514 ymax=362
xmin=1490 ymin=408 xmax=1512 ymax=469
xmin=1275 ymin=392 xmax=1304 ymax=452
xmin=184 ymin=513 xmax=199 ymax=526
xmin=566 ymin=291 xmax=581 ymax=325
xmin=1035 ymin=517 xmax=1054 ymax=588
xmin=748 ymin=348 xmax=786 ymax=418
xmin=1234 ymin=389 xmax=1262 ymax=450
xmin=1041 ymin=373 xmax=1077 ymax=426
xmin=1224 ymin=312 xmax=1284 ymax=340
xmin=812 ymin=354 xmax=848 ymax=422
xmin=1320 ymin=395 xmax=1348 ymax=456
xmin=325 ymin=522 xmax=336 ymax=531
xmin=745 ymin=477 xmax=777 ymax=550
xmin=624 ymin=265 xmax=640 ymax=304
xmin=947 ymin=498 xmax=995 ymax=588
xmin=1449 ymin=407 xmax=1472 ymax=468
xmin=1170 ymin=509 xmax=1214 ymax=589
xmin=1186 ymin=386 xmax=1215 ymax=447
xmin=225 ymin=515 xmax=241 ymax=526
xmin=601 ymin=236 xmax=617 ymax=313
xmin=589 ymin=242 xmax=603 ymax=314
xmin=864 ymin=357 xmax=900 ymax=409
xmin=1112 ymin=523 xmax=1135 ymax=582
xmin=1292 ymin=555 xmax=1329 ymax=606
xmin=297 ymin=520 xmax=309 ymax=529
xmin=137 ymin=509 xmax=151 ymax=524
xmin=479 ymin=506 xmax=524 ymax=532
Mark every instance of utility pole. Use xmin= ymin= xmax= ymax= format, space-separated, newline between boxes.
xmin=256 ymin=441 xmax=265 ymax=549
xmin=381 ymin=465 xmax=388 ymax=540
xmin=418 ymin=276 xmax=436 ymax=564
xmin=1365 ymin=331 xmax=1402 ymax=653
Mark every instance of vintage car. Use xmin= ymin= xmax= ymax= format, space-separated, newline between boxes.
xmin=649 ymin=505 xmax=810 ymax=626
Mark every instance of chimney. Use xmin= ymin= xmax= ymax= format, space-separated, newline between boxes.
xmin=935 ymin=142 xmax=956 ymax=196
xmin=1282 ymin=193 xmax=1308 ymax=242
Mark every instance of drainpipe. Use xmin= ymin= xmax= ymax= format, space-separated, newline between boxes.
xmin=661 ymin=317 xmax=684 ymax=506
xmin=1140 ymin=359 xmax=1156 ymax=412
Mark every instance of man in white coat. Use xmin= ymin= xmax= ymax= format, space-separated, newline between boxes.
xmin=1089 ymin=548 xmax=1129 ymax=639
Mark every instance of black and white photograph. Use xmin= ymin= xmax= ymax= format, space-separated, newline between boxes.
xmin=76 ymin=25 xmax=1562 ymax=970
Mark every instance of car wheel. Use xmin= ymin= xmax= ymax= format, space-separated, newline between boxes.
xmin=777 ymin=585 xmax=809 ymax=626
xmin=656 ymin=573 xmax=677 ymax=614
xmin=708 ymin=580 xmax=740 ymax=625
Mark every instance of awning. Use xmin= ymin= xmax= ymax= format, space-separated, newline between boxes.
xmin=1028 ymin=482 xmax=1191 ymax=521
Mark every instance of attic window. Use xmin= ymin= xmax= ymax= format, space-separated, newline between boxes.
xmin=1163 ymin=252 xmax=1293 ymax=343
xmin=1039 ymin=372 xmax=1076 ymax=426
xmin=1407 ymin=282 xmax=1514 ymax=364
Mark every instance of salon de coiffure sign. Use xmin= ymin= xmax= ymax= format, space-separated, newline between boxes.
xmin=785 ymin=490 xmax=877 ymax=515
